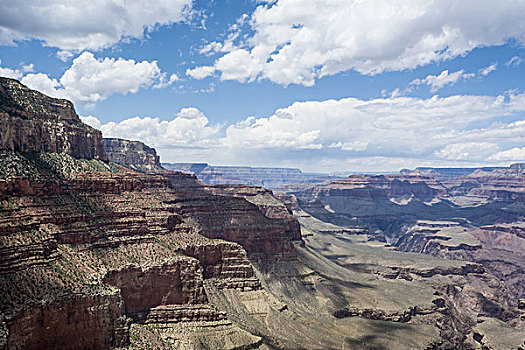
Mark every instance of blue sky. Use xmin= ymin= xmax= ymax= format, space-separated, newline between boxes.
xmin=1 ymin=0 xmax=524 ymax=172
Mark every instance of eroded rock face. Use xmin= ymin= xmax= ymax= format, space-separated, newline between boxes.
xmin=178 ymin=194 xmax=301 ymax=256
xmin=176 ymin=240 xmax=261 ymax=290
xmin=0 ymin=78 xmax=107 ymax=161
xmin=0 ymin=149 xmax=301 ymax=348
xmin=404 ymin=164 xmax=525 ymax=200
xmin=103 ymin=257 xmax=206 ymax=321
xmin=291 ymin=169 xmax=524 ymax=242
xmin=398 ymin=221 xmax=525 ymax=307
xmin=0 ymin=152 xmax=265 ymax=348
xmin=104 ymin=138 xmax=163 ymax=173
xmin=5 ymin=291 xmax=128 ymax=350
xmin=200 ymin=184 xmax=292 ymax=219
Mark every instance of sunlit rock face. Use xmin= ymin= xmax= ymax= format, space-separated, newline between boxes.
xmin=0 ymin=77 xmax=107 ymax=161
xmin=104 ymin=138 xmax=163 ymax=173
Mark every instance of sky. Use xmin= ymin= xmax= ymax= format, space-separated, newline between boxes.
xmin=0 ymin=0 xmax=524 ymax=173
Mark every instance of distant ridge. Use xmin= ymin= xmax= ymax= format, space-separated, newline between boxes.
xmin=162 ymin=162 xmax=339 ymax=189
xmin=401 ymin=166 xmax=506 ymax=177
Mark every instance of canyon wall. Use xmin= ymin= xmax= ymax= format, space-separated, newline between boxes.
xmin=104 ymin=138 xmax=163 ymax=173
xmin=0 ymin=79 xmax=301 ymax=349
xmin=0 ymin=77 xmax=107 ymax=161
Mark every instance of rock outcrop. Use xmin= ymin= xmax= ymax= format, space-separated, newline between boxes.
xmin=0 ymin=77 xmax=107 ymax=161
xmin=5 ymin=290 xmax=129 ymax=350
xmin=104 ymin=138 xmax=163 ymax=173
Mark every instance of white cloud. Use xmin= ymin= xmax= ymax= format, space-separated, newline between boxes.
xmin=479 ymin=62 xmax=498 ymax=76
xmin=21 ymin=73 xmax=62 ymax=97
xmin=186 ymin=66 xmax=216 ymax=80
xmin=410 ymin=63 xmax=498 ymax=92
xmin=199 ymin=42 xmax=224 ymax=55
xmin=56 ymin=51 xmax=75 ymax=62
xmin=410 ymin=69 xmax=474 ymax=92
xmin=506 ymin=56 xmax=523 ymax=67
xmin=21 ymin=63 xmax=34 ymax=73
xmin=488 ymin=147 xmax=525 ymax=161
xmin=434 ymin=142 xmax=498 ymax=161
xmin=79 ymin=115 xmax=102 ymax=129
xmin=20 ymin=52 xmax=176 ymax=105
xmin=188 ymin=0 xmax=525 ymax=86
xmin=0 ymin=59 xmax=22 ymax=79
xmin=85 ymin=92 xmax=525 ymax=171
xmin=0 ymin=0 xmax=192 ymax=51
xmin=153 ymin=73 xmax=179 ymax=89
xmin=93 ymin=107 xmax=220 ymax=149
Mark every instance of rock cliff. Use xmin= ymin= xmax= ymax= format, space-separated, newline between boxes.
xmin=104 ymin=138 xmax=163 ymax=173
xmin=0 ymin=77 xmax=107 ymax=161
xmin=0 ymin=79 xmax=302 ymax=349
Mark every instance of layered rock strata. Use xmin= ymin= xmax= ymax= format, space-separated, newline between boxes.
xmin=104 ymin=138 xmax=163 ymax=173
xmin=0 ymin=77 xmax=107 ymax=161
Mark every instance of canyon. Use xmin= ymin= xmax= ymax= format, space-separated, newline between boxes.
xmin=0 ymin=77 xmax=524 ymax=350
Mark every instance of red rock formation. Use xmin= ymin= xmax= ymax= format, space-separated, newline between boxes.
xmin=104 ymin=138 xmax=163 ymax=173
xmin=295 ymin=174 xmax=447 ymax=200
xmin=200 ymin=184 xmax=292 ymax=219
xmin=175 ymin=240 xmax=261 ymax=290
xmin=0 ymin=77 xmax=107 ymax=161
xmin=5 ymin=291 xmax=128 ymax=350
xmin=103 ymin=257 xmax=207 ymax=321
xmin=177 ymin=194 xmax=301 ymax=256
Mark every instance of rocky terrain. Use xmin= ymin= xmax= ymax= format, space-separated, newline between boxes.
xmin=1 ymin=78 xmax=524 ymax=350
xmin=0 ymin=77 xmax=107 ymax=161
xmin=104 ymin=138 xmax=164 ymax=173
xmin=281 ymin=165 xmax=525 ymax=348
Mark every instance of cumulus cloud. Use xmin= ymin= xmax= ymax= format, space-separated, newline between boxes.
xmin=188 ymin=0 xmax=525 ymax=86
xmin=20 ymin=52 xmax=176 ymax=105
xmin=88 ymin=107 xmax=220 ymax=150
xmin=20 ymin=73 xmax=62 ymax=97
xmin=0 ymin=59 xmax=22 ymax=79
xmin=79 ymin=115 xmax=102 ymax=129
xmin=434 ymin=142 xmax=498 ymax=161
xmin=489 ymin=147 xmax=525 ymax=161
xmin=85 ymin=93 xmax=525 ymax=171
xmin=186 ymin=66 xmax=216 ymax=80
xmin=0 ymin=0 xmax=192 ymax=51
xmin=410 ymin=69 xmax=474 ymax=92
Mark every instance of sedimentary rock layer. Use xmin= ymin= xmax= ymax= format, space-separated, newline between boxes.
xmin=0 ymin=77 xmax=107 ymax=161
xmin=104 ymin=138 xmax=163 ymax=173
